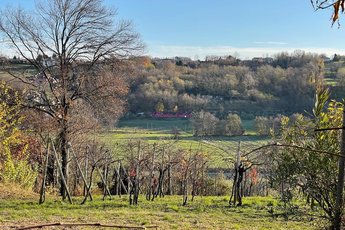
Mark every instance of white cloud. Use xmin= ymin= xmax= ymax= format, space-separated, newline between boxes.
xmin=2 ymin=40 xmax=344 ymax=61
xmin=147 ymin=44 xmax=345 ymax=60
xmin=252 ymin=41 xmax=288 ymax=45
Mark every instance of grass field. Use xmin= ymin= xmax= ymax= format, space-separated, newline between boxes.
xmin=0 ymin=118 xmax=323 ymax=230
xmin=324 ymin=77 xmax=337 ymax=86
xmin=98 ymin=118 xmax=269 ymax=168
xmin=117 ymin=118 xmax=256 ymax=135
xmin=118 ymin=118 xmax=193 ymax=133
xmin=0 ymin=189 xmax=322 ymax=230
xmin=0 ymin=64 xmax=37 ymax=81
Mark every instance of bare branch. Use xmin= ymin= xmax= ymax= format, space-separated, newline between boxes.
xmin=243 ymin=143 xmax=342 ymax=158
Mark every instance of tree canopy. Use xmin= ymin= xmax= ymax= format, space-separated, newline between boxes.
xmin=0 ymin=0 xmax=143 ymax=199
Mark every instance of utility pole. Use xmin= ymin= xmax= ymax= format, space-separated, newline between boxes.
xmin=334 ymin=108 xmax=345 ymax=230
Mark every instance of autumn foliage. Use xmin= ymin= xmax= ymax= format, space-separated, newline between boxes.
xmin=0 ymin=82 xmax=38 ymax=187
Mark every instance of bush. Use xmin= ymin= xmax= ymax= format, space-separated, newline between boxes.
xmin=0 ymin=155 xmax=38 ymax=188
xmin=0 ymin=139 xmax=38 ymax=188
xmin=0 ymin=82 xmax=38 ymax=188
xmin=226 ymin=113 xmax=243 ymax=136
xmin=254 ymin=116 xmax=270 ymax=135
xmin=204 ymin=172 xmax=231 ymax=196
xmin=191 ymin=110 xmax=219 ymax=136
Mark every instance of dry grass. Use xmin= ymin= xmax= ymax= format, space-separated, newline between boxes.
xmin=0 ymin=183 xmax=38 ymax=200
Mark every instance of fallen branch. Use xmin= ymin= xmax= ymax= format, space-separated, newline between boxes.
xmin=16 ymin=222 xmax=159 ymax=230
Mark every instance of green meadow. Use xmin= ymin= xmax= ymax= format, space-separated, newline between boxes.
xmin=97 ymin=118 xmax=269 ymax=168
xmin=0 ymin=191 xmax=321 ymax=230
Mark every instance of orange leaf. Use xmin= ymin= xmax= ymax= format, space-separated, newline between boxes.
xmin=333 ymin=1 xmax=341 ymax=23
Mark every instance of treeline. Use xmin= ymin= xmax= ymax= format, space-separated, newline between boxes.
xmin=128 ymin=51 xmax=325 ymax=119
xmin=191 ymin=110 xmax=302 ymax=137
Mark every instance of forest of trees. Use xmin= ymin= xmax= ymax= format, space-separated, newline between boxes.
xmin=127 ymin=52 xmax=334 ymax=119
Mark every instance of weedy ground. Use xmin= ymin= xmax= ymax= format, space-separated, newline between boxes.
xmin=0 ymin=184 xmax=324 ymax=230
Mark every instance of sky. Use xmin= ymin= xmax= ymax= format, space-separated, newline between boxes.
xmin=1 ymin=0 xmax=345 ymax=59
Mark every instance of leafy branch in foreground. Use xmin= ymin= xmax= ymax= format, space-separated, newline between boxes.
xmin=312 ymin=0 xmax=345 ymax=25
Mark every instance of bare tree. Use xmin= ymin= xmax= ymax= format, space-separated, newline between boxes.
xmin=0 ymin=0 xmax=143 ymax=199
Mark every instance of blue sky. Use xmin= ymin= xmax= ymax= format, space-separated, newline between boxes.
xmin=1 ymin=0 xmax=345 ymax=59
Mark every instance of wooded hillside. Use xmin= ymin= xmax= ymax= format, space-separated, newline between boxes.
xmin=126 ymin=52 xmax=345 ymax=119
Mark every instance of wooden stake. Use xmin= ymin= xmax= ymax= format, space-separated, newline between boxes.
xmin=51 ymin=139 xmax=73 ymax=204
xmin=70 ymin=146 xmax=93 ymax=203
xmin=84 ymin=153 xmax=88 ymax=197
xmin=147 ymin=143 xmax=156 ymax=201
xmin=87 ymin=145 xmax=112 ymax=199
xmin=39 ymin=141 xmax=50 ymax=204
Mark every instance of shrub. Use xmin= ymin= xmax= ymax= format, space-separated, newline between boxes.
xmin=0 ymin=82 xmax=38 ymax=188
xmin=226 ymin=113 xmax=243 ymax=136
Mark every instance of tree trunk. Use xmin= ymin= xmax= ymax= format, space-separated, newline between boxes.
xmin=103 ymin=165 xmax=109 ymax=200
xmin=237 ymin=165 xmax=244 ymax=206
xmin=155 ymin=168 xmax=166 ymax=198
xmin=182 ymin=165 xmax=189 ymax=206
xmin=230 ymin=141 xmax=241 ymax=206
xmin=183 ymin=177 xmax=188 ymax=206
xmin=146 ymin=144 xmax=155 ymax=201
xmin=334 ymin=108 xmax=345 ymax=230
xmin=59 ymin=126 xmax=69 ymax=200
xmin=167 ymin=161 xmax=172 ymax=195
xmin=230 ymin=167 xmax=237 ymax=205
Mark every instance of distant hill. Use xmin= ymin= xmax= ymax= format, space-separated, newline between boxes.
xmin=2 ymin=53 xmax=345 ymax=119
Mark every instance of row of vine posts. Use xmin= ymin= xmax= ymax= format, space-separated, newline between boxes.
xmin=38 ymin=138 xmax=268 ymax=207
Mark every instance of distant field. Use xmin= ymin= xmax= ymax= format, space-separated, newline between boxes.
xmin=0 ymin=64 xmax=37 ymax=83
xmin=118 ymin=117 xmax=193 ymax=133
xmin=0 ymin=71 xmax=13 ymax=81
xmin=242 ymin=119 xmax=256 ymax=135
xmin=118 ymin=117 xmax=256 ymax=134
xmin=98 ymin=118 xmax=269 ymax=168
xmin=324 ymin=77 xmax=337 ymax=86
xmin=98 ymin=129 xmax=269 ymax=168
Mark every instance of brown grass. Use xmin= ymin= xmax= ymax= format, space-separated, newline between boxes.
xmin=0 ymin=183 xmax=38 ymax=200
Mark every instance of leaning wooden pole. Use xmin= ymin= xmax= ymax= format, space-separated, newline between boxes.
xmin=167 ymin=153 xmax=172 ymax=195
xmin=117 ymin=162 xmax=128 ymax=194
xmin=334 ymin=107 xmax=345 ymax=230
xmin=83 ymin=153 xmax=88 ymax=197
xmin=87 ymin=145 xmax=112 ymax=200
xmin=51 ymin=140 xmax=73 ymax=204
xmin=134 ymin=141 xmax=141 ymax=205
xmin=70 ymin=146 xmax=93 ymax=203
xmin=147 ymin=143 xmax=156 ymax=201
xmin=39 ymin=141 xmax=50 ymax=204
xmin=51 ymin=139 xmax=73 ymax=204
